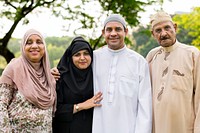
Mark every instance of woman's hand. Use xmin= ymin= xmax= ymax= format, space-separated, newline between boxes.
xmin=74 ymin=92 xmax=103 ymax=113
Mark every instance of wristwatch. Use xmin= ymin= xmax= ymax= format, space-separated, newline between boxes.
xmin=75 ymin=104 xmax=79 ymax=112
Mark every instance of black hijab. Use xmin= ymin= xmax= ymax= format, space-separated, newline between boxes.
xmin=57 ymin=36 xmax=93 ymax=95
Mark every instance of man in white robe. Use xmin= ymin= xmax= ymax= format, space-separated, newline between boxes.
xmin=92 ymin=14 xmax=152 ymax=133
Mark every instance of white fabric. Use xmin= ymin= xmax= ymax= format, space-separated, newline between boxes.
xmin=92 ymin=45 xmax=152 ymax=133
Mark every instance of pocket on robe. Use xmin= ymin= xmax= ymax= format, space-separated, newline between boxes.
xmin=119 ymin=76 xmax=138 ymax=98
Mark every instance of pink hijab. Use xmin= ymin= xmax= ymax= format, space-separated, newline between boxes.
xmin=0 ymin=29 xmax=56 ymax=110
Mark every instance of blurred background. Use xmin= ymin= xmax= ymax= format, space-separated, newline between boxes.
xmin=0 ymin=0 xmax=200 ymax=75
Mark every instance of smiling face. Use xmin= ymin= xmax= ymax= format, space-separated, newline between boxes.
xmin=152 ymin=21 xmax=177 ymax=47
xmin=72 ymin=49 xmax=92 ymax=69
xmin=102 ymin=21 xmax=128 ymax=50
xmin=24 ymin=34 xmax=45 ymax=63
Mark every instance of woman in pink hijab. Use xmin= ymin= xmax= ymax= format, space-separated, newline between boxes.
xmin=0 ymin=29 xmax=56 ymax=132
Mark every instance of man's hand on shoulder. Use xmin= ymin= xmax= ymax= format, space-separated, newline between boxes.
xmin=51 ymin=67 xmax=60 ymax=80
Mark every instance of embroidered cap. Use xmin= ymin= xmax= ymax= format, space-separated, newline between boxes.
xmin=104 ymin=14 xmax=126 ymax=28
xmin=150 ymin=11 xmax=173 ymax=29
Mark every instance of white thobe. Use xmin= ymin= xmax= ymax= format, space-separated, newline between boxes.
xmin=92 ymin=45 xmax=152 ymax=133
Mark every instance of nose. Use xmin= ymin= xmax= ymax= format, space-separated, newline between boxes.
xmin=31 ymin=42 xmax=38 ymax=48
xmin=160 ymin=30 xmax=167 ymax=36
xmin=110 ymin=30 xmax=117 ymax=36
xmin=80 ymin=54 xmax=85 ymax=60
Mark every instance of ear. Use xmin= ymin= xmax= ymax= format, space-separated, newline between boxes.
xmin=151 ymin=30 xmax=155 ymax=38
xmin=102 ymin=29 xmax=105 ymax=37
xmin=125 ymin=28 xmax=128 ymax=35
xmin=173 ymin=23 xmax=178 ymax=32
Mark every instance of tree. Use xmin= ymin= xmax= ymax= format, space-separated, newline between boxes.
xmin=0 ymin=0 xmax=158 ymax=63
xmin=0 ymin=0 xmax=56 ymax=63
xmin=133 ymin=7 xmax=200 ymax=57
xmin=132 ymin=25 xmax=158 ymax=57
xmin=6 ymin=36 xmax=73 ymax=68
xmin=52 ymin=0 xmax=156 ymax=49
xmin=173 ymin=7 xmax=200 ymax=49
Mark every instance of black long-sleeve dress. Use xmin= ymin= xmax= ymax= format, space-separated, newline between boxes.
xmin=52 ymin=37 xmax=94 ymax=133
xmin=52 ymin=75 xmax=93 ymax=133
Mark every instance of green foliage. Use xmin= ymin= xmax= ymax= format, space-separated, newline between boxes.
xmin=50 ymin=0 xmax=157 ymax=49
xmin=1 ymin=36 xmax=72 ymax=69
xmin=0 ymin=56 xmax=7 ymax=70
xmin=0 ymin=0 xmax=56 ymax=63
xmin=138 ymin=37 xmax=157 ymax=57
xmin=47 ymin=43 xmax=66 ymax=68
xmin=132 ymin=26 xmax=151 ymax=50
xmin=45 ymin=36 xmax=72 ymax=47
xmin=45 ymin=36 xmax=73 ymax=67
xmin=7 ymin=38 xmax=21 ymax=54
xmin=88 ymin=35 xmax=105 ymax=50
xmin=1 ymin=0 xmax=55 ymax=21
xmin=99 ymin=0 xmax=153 ymax=27
xmin=173 ymin=7 xmax=200 ymax=49
xmin=133 ymin=26 xmax=158 ymax=57
xmin=0 ymin=69 xmax=3 ymax=75
xmin=133 ymin=7 xmax=200 ymax=58
xmin=0 ymin=0 xmax=163 ymax=64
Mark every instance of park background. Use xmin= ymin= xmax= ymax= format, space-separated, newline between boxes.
xmin=0 ymin=0 xmax=200 ymax=75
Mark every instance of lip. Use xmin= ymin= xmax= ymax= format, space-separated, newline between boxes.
xmin=30 ymin=51 xmax=39 ymax=55
xmin=109 ymin=38 xmax=119 ymax=41
xmin=79 ymin=62 xmax=86 ymax=64
xmin=109 ymin=39 xmax=118 ymax=42
xmin=79 ymin=62 xmax=87 ymax=65
xmin=109 ymin=38 xmax=119 ymax=40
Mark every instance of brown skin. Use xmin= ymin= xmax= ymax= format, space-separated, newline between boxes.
xmin=151 ymin=21 xmax=177 ymax=47
xmin=51 ymin=49 xmax=103 ymax=114
xmin=24 ymin=35 xmax=45 ymax=63
xmin=74 ymin=92 xmax=103 ymax=113
xmin=71 ymin=49 xmax=102 ymax=113
xmin=102 ymin=21 xmax=128 ymax=50
xmin=72 ymin=49 xmax=92 ymax=70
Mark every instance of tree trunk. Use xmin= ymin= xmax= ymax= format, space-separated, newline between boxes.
xmin=0 ymin=45 xmax=15 ymax=63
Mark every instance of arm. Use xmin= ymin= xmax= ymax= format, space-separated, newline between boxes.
xmin=55 ymin=78 xmax=102 ymax=122
xmin=194 ymin=52 xmax=200 ymax=133
xmin=135 ymin=60 xmax=152 ymax=133
xmin=73 ymin=92 xmax=103 ymax=113
xmin=54 ymin=79 xmax=73 ymax=121
xmin=0 ymin=83 xmax=14 ymax=132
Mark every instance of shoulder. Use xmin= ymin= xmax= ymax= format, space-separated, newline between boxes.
xmin=147 ymin=46 xmax=161 ymax=57
xmin=146 ymin=46 xmax=162 ymax=63
xmin=94 ymin=45 xmax=107 ymax=54
xmin=177 ymin=42 xmax=200 ymax=64
xmin=126 ymin=47 xmax=143 ymax=57
xmin=178 ymin=42 xmax=199 ymax=54
xmin=125 ymin=47 xmax=147 ymax=63
xmin=2 ymin=58 xmax=22 ymax=74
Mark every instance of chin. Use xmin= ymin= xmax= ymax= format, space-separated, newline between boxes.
xmin=160 ymin=43 xmax=173 ymax=47
xmin=78 ymin=66 xmax=88 ymax=69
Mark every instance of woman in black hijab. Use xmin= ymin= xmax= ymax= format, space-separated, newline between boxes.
xmin=53 ymin=37 xmax=102 ymax=133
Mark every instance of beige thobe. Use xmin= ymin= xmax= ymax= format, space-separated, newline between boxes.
xmin=146 ymin=41 xmax=200 ymax=133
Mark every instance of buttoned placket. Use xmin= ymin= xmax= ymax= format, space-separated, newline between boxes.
xmin=107 ymin=54 xmax=118 ymax=103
